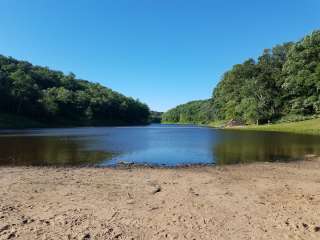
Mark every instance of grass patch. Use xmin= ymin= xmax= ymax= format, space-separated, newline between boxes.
xmin=237 ymin=118 xmax=320 ymax=135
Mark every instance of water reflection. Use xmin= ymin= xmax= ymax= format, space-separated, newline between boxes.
xmin=214 ymin=130 xmax=320 ymax=165
xmin=0 ymin=136 xmax=112 ymax=166
xmin=0 ymin=125 xmax=320 ymax=167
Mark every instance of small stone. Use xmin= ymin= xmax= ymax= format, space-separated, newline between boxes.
xmin=149 ymin=206 xmax=159 ymax=211
xmin=7 ymin=232 xmax=16 ymax=239
xmin=83 ymin=233 xmax=91 ymax=240
xmin=127 ymin=199 xmax=135 ymax=205
xmin=0 ymin=225 xmax=9 ymax=232
xmin=114 ymin=233 xmax=122 ymax=238
xmin=152 ymin=185 xmax=161 ymax=194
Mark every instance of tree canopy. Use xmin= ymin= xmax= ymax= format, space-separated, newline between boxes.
xmin=162 ymin=99 xmax=214 ymax=124
xmin=0 ymin=55 xmax=150 ymax=126
xmin=163 ymin=30 xmax=320 ymax=124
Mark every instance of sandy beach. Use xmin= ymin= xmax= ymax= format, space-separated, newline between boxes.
xmin=1 ymin=158 xmax=320 ymax=240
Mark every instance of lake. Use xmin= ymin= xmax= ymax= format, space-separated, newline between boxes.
xmin=0 ymin=124 xmax=320 ymax=167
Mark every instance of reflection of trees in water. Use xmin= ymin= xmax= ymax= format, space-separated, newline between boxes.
xmin=213 ymin=132 xmax=320 ymax=165
xmin=0 ymin=137 xmax=113 ymax=166
xmin=1 ymin=130 xmax=320 ymax=167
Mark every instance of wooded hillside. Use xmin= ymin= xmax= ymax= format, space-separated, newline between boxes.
xmin=0 ymin=55 xmax=150 ymax=127
xmin=163 ymin=30 xmax=320 ymax=124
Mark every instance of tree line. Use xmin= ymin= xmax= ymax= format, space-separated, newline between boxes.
xmin=0 ymin=55 xmax=150 ymax=126
xmin=163 ymin=30 xmax=320 ymax=124
xmin=162 ymin=99 xmax=213 ymax=124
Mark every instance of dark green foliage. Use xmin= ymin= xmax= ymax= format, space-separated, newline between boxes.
xmin=281 ymin=31 xmax=320 ymax=115
xmin=165 ymin=30 xmax=320 ymax=125
xmin=212 ymin=43 xmax=294 ymax=124
xmin=150 ymin=111 xmax=163 ymax=123
xmin=0 ymin=55 xmax=150 ymax=127
xmin=162 ymin=99 xmax=214 ymax=124
xmin=212 ymin=31 xmax=320 ymax=124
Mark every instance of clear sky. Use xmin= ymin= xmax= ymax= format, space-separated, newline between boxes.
xmin=0 ymin=0 xmax=319 ymax=111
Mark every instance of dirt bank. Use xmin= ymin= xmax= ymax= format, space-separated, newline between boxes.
xmin=1 ymin=159 xmax=320 ymax=240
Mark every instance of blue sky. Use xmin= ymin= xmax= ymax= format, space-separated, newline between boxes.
xmin=0 ymin=0 xmax=319 ymax=111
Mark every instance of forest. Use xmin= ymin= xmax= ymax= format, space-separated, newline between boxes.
xmin=1 ymin=30 xmax=319 ymax=127
xmin=162 ymin=99 xmax=213 ymax=124
xmin=0 ymin=55 xmax=150 ymax=127
xmin=163 ymin=30 xmax=320 ymax=124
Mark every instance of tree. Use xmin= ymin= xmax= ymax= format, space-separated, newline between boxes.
xmin=0 ymin=70 xmax=10 ymax=110
xmin=210 ymin=43 xmax=293 ymax=124
xmin=9 ymin=69 xmax=39 ymax=114
xmin=282 ymin=30 xmax=320 ymax=115
xmin=0 ymin=54 xmax=150 ymax=126
xmin=162 ymin=99 xmax=213 ymax=124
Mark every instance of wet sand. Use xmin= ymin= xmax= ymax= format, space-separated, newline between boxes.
xmin=1 ymin=158 xmax=320 ymax=240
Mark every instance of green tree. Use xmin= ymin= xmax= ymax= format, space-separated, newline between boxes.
xmin=282 ymin=30 xmax=320 ymax=115
xmin=162 ymin=99 xmax=213 ymax=124
xmin=9 ymin=69 xmax=39 ymax=114
xmin=0 ymin=54 xmax=150 ymax=126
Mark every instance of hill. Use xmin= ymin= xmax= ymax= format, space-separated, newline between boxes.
xmin=0 ymin=55 xmax=150 ymax=128
xmin=164 ymin=30 xmax=320 ymax=126
xmin=149 ymin=111 xmax=163 ymax=123
xmin=162 ymin=99 xmax=213 ymax=124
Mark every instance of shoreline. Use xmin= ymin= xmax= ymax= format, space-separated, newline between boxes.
xmin=2 ymin=118 xmax=320 ymax=137
xmin=163 ymin=118 xmax=320 ymax=136
xmin=1 ymin=158 xmax=320 ymax=239
xmin=2 ymin=153 xmax=316 ymax=169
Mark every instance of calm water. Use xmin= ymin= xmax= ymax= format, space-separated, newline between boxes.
xmin=0 ymin=124 xmax=320 ymax=167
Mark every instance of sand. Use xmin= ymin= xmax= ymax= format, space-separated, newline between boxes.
xmin=1 ymin=158 xmax=320 ymax=240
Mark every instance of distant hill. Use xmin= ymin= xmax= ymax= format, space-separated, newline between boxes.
xmin=150 ymin=111 xmax=163 ymax=123
xmin=0 ymin=55 xmax=150 ymax=128
xmin=162 ymin=99 xmax=214 ymax=124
